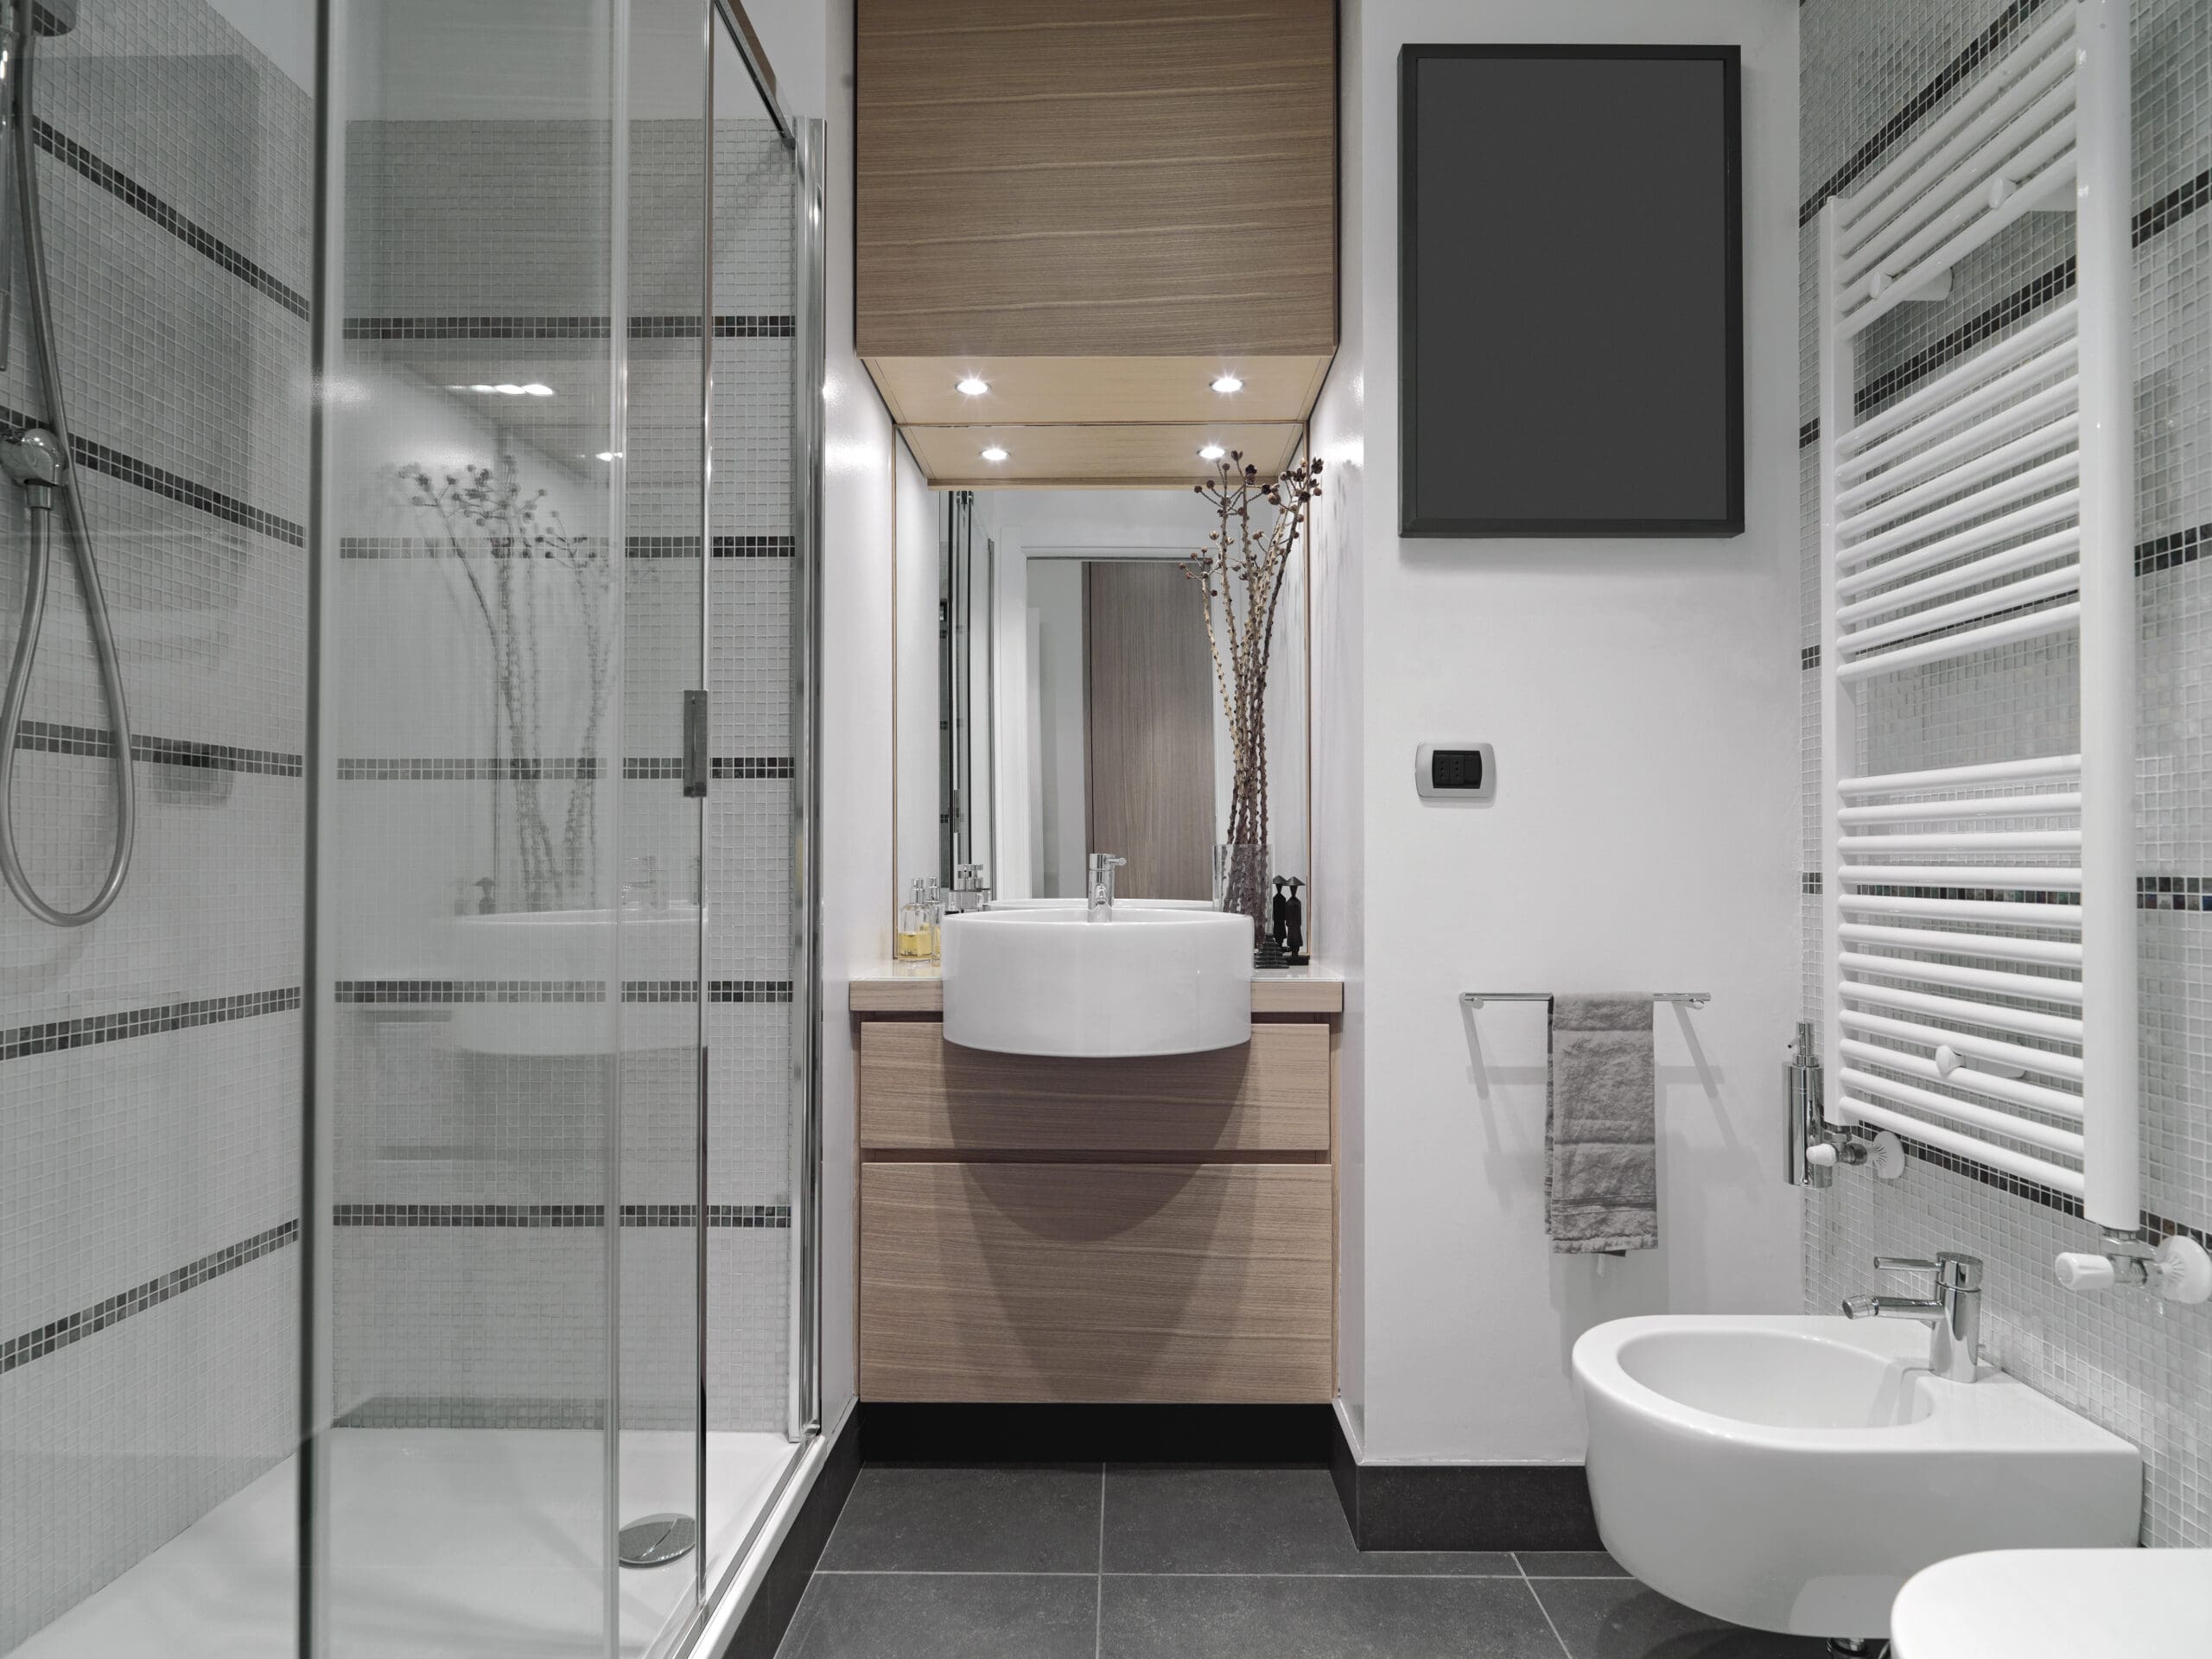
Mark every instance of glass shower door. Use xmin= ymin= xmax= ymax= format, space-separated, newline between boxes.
xmin=313 ymin=0 xmax=700 ymax=1653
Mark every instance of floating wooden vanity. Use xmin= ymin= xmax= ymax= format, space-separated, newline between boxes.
xmin=849 ymin=971 xmax=1342 ymax=1404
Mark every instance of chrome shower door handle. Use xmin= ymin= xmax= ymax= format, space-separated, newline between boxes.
xmin=681 ymin=690 xmax=709 ymax=798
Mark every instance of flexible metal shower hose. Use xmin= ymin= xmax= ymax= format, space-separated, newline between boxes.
xmin=0 ymin=19 xmax=135 ymax=925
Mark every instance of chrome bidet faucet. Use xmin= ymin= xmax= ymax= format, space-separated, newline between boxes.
xmin=1085 ymin=852 xmax=1126 ymax=914
xmin=1842 ymin=1252 xmax=1983 ymax=1382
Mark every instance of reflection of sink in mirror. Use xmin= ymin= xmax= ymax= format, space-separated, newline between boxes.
xmin=942 ymin=906 xmax=1251 ymax=1057
xmin=984 ymin=897 xmax=1215 ymax=911
xmin=447 ymin=907 xmax=699 ymax=1055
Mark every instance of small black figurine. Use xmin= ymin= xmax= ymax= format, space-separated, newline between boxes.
xmin=1270 ymin=876 xmax=1290 ymax=951
xmin=1285 ymin=878 xmax=1307 ymax=964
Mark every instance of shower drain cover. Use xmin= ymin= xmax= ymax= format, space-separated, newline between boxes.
xmin=618 ymin=1513 xmax=697 ymax=1568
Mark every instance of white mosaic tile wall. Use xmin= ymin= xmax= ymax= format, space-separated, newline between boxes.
xmin=1800 ymin=0 xmax=2212 ymax=1548
xmin=0 ymin=1 xmax=313 ymax=1646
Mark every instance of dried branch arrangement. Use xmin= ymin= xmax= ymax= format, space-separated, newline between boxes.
xmin=1185 ymin=452 xmax=1322 ymax=925
xmin=402 ymin=455 xmax=615 ymax=912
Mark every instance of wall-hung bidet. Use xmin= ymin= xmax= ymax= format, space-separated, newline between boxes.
xmin=0 ymin=0 xmax=137 ymax=926
xmin=1574 ymin=1310 xmax=2140 ymax=1643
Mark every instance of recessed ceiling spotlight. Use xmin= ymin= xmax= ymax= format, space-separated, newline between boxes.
xmin=956 ymin=376 xmax=989 ymax=396
xmin=595 ymin=451 xmax=620 ymax=462
xmin=521 ymin=383 xmax=554 ymax=397
xmin=980 ymin=445 xmax=1009 ymax=463
xmin=1211 ymin=374 xmax=1244 ymax=394
xmin=1198 ymin=443 xmax=1227 ymax=461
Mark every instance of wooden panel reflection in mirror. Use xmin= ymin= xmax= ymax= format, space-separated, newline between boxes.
xmin=1084 ymin=561 xmax=1217 ymax=900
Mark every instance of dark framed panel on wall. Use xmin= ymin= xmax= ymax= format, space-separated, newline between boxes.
xmin=1399 ymin=44 xmax=1744 ymax=537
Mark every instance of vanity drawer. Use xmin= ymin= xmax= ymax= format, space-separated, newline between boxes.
xmin=858 ymin=1019 xmax=1330 ymax=1153
xmin=860 ymin=1160 xmax=1332 ymax=1402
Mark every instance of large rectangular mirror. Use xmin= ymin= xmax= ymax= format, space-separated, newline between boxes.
xmin=894 ymin=478 xmax=1311 ymax=937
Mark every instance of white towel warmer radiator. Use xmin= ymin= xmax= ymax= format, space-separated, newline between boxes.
xmin=1817 ymin=0 xmax=2138 ymax=1230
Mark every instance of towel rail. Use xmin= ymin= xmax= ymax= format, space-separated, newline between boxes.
xmin=1458 ymin=991 xmax=1710 ymax=1008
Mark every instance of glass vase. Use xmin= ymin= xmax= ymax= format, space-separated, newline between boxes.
xmin=1213 ymin=842 xmax=1271 ymax=950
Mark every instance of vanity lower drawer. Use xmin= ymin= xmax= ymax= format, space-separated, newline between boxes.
xmin=858 ymin=1018 xmax=1331 ymax=1154
xmin=859 ymin=1160 xmax=1332 ymax=1403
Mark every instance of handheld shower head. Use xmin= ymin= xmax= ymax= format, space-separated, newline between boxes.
xmin=0 ymin=427 xmax=64 ymax=488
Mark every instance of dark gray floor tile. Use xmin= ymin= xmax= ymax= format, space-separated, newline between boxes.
xmin=777 ymin=1572 xmax=1098 ymax=1659
xmin=1099 ymin=1573 xmax=1564 ymax=1659
xmin=1103 ymin=1465 xmax=1517 ymax=1576
xmin=1516 ymin=1550 xmax=1631 ymax=1578
xmin=817 ymin=1465 xmax=1102 ymax=1573
xmin=1530 ymin=1577 xmax=1831 ymax=1658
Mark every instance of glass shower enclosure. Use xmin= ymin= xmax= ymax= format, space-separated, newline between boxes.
xmin=0 ymin=2 xmax=820 ymax=1656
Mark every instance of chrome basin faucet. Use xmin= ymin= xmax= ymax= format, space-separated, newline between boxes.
xmin=1843 ymin=1252 xmax=1983 ymax=1382
xmin=1085 ymin=852 xmax=1126 ymax=915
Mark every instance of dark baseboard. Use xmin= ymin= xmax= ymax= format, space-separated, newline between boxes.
xmin=1327 ymin=1408 xmax=1602 ymax=1551
xmin=715 ymin=1406 xmax=862 ymax=1659
xmin=859 ymin=1402 xmax=1336 ymax=1464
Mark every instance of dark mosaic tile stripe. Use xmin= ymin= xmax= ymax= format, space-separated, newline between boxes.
xmin=715 ymin=756 xmax=794 ymax=779
xmin=340 ymin=534 xmax=788 ymax=560
xmin=1801 ymin=644 xmax=1820 ymax=670
xmin=2137 ymin=168 xmax=2210 ymax=242
xmin=711 ymin=979 xmax=795 ymax=1003
xmin=1801 ymin=871 xmax=1822 ymax=894
xmin=341 ymin=314 xmax=795 ymax=340
xmin=16 ymin=718 xmax=302 ymax=777
xmin=1 ymin=987 xmax=299 ymax=1061
xmin=329 ymin=1202 xmax=790 ymax=1228
xmin=333 ymin=979 xmax=607 ymax=1005
xmin=1847 ymin=882 xmax=2078 ymax=905
xmin=2136 ymin=523 xmax=2211 ymax=577
xmin=715 ymin=534 xmax=796 ymax=557
xmin=1799 ymin=417 xmax=1820 ymax=449
xmin=337 ymin=1395 xmax=605 ymax=1430
xmin=0 ymin=1220 xmax=296 ymax=1376
xmin=0 ymin=398 xmax=305 ymax=548
xmin=623 ymin=978 xmax=697 ymax=1001
xmin=2139 ymin=875 xmax=2212 ymax=912
xmin=1798 ymin=0 xmax=2059 ymax=226
xmin=335 ymin=757 xmax=603 ymax=780
xmin=338 ymin=535 xmax=611 ymax=560
xmin=626 ymin=755 xmax=794 ymax=781
xmin=1840 ymin=1124 xmax=2210 ymax=1251
xmin=31 ymin=120 xmax=310 ymax=320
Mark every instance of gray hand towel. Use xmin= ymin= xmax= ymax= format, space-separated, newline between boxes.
xmin=1545 ymin=995 xmax=1657 ymax=1255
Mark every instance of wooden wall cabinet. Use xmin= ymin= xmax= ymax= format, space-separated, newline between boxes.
xmin=855 ymin=0 xmax=1338 ymax=486
xmin=855 ymin=1008 xmax=1338 ymax=1403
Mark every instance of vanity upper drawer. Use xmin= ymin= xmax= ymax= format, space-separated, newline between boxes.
xmin=858 ymin=1019 xmax=1330 ymax=1154
xmin=860 ymin=1160 xmax=1333 ymax=1403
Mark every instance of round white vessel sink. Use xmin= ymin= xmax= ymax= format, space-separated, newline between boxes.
xmin=1891 ymin=1548 xmax=2210 ymax=1659
xmin=1574 ymin=1315 xmax=2142 ymax=1641
xmin=941 ymin=906 xmax=1251 ymax=1057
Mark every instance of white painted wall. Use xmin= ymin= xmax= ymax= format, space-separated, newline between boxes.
xmin=1327 ymin=0 xmax=1802 ymax=1466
